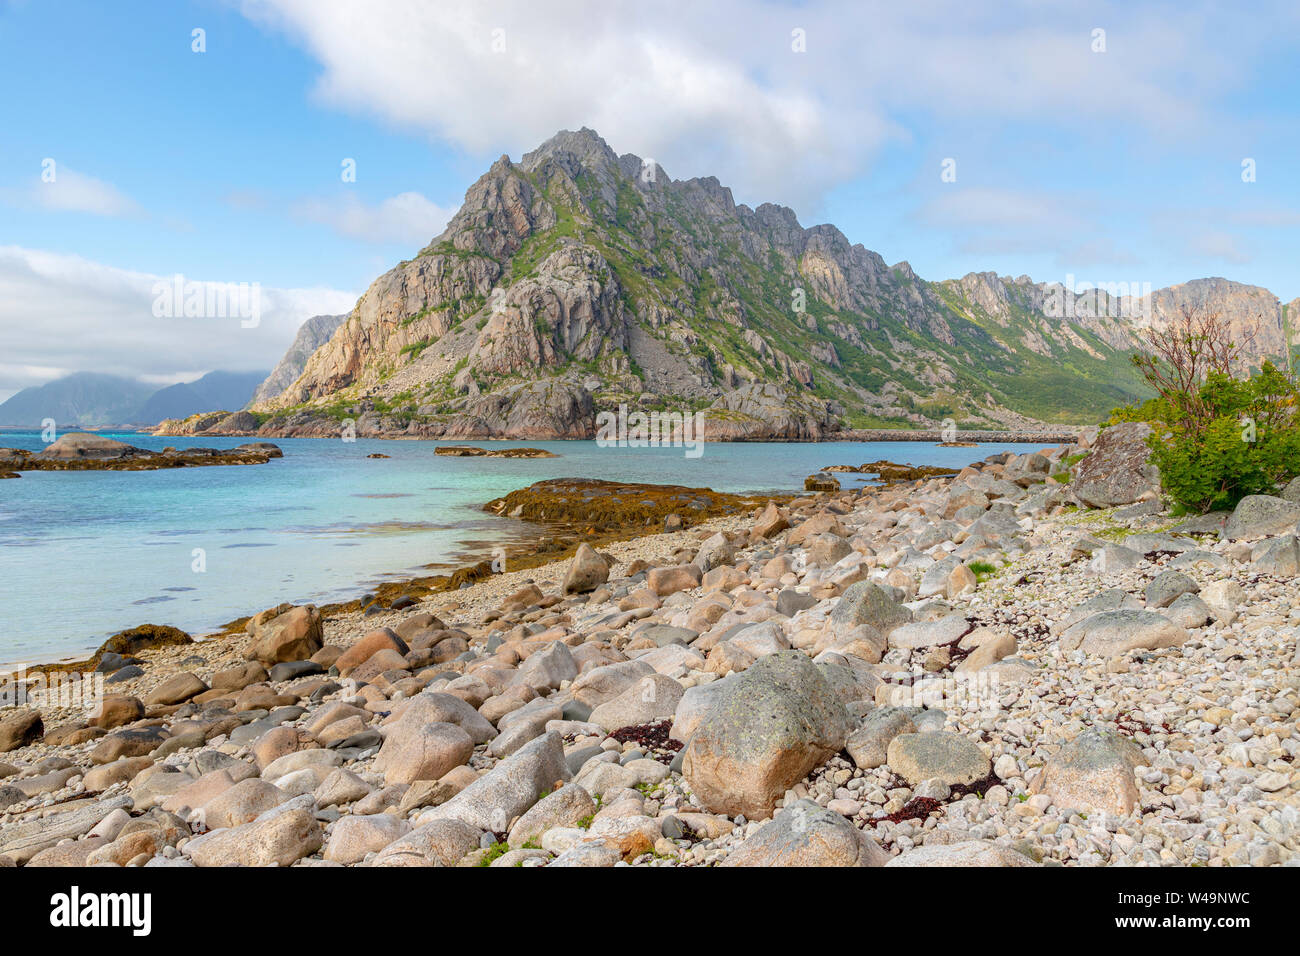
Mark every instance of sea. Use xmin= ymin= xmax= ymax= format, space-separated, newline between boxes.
xmin=0 ymin=433 xmax=1036 ymax=667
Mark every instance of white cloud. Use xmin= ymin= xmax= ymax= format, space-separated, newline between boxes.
xmin=237 ymin=0 xmax=1265 ymax=210
xmin=293 ymin=191 xmax=452 ymax=244
xmin=30 ymin=165 xmax=140 ymax=217
xmin=1186 ymin=231 xmax=1252 ymax=265
xmin=0 ymin=246 xmax=357 ymax=395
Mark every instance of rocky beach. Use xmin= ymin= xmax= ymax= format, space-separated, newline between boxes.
xmin=2 ymin=426 xmax=1298 ymax=869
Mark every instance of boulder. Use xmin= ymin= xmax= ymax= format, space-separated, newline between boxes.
xmin=375 ymin=720 xmax=474 ymax=786
xmin=371 ymin=818 xmax=484 ymax=867
xmin=683 ymin=651 xmax=852 ymax=819
xmin=90 ymin=695 xmax=146 ymax=730
xmin=188 ymin=802 xmax=322 ymax=867
xmin=721 ymin=799 xmax=888 ymax=866
xmin=886 ymin=732 xmax=991 ymax=787
xmin=507 ymin=783 xmax=597 ymax=847
xmin=1031 ymin=728 xmax=1146 ymax=816
xmin=562 ymin=543 xmax=609 ymax=594
xmin=0 ymin=711 xmax=43 ymax=752
xmin=144 ymin=672 xmax=208 ymax=706
xmin=886 ymin=840 xmax=1040 ymax=867
xmin=846 ymin=707 xmax=918 ymax=769
xmin=1070 ymin=422 xmax=1159 ymax=508
xmin=417 ymin=731 xmax=569 ymax=833
xmin=1222 ymin=495 xmax=1300 ymax=540
xmin=248 ymin=605 xmax=323 ymax=664
xmin=830 ymin=581 xmax=911 ymax=634
xmin=1059 ymin=610 xmax=1190 ymax=657
xmin=323 ymin=814 xmax=411 ymax=864
xmin=588 ymin=673 xmax=684 ymax=732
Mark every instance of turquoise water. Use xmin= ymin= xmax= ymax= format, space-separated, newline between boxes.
xmin=0 ymin=434 xmax=1035 ymax=666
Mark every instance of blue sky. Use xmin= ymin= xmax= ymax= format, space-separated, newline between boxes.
xmin=2 ymin=0 xmax=1298 ymax=399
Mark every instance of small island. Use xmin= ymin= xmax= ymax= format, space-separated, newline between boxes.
xmin=435 ymin=445 xmax=558 ymax=458
xmin=0 ymin=433 xmax=283 ymax=472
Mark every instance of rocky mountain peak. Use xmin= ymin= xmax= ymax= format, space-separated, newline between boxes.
xmin=244 ymin=127 xmax=1295 ymax=440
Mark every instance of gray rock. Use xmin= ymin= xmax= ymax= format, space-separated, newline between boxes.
xmin=887 ymin=613 xmax=971 ymax=650
xmin=513 ymin=641 xmax=578 ymax=692
xmin=417 ymin=731 xmax=569 ymax=834
xmin=776 ymin=589 xmax=817 ymax=617
xmin=1070 ymin=422 xmax=1159 ymax=507
xmin=1059 ymin=609 xmax=1190 ymax=657
xmin=1144 ymin=569 xmax=1198 ymax=608
xmin=830 ymin=581 xmax=912 ymax=634
xmin=371 ymin=818 xmax=483 ymax=867
xmin=886 ymin=839 xmax=1040 ymax=867
xmin=682 ymin=651 xmax=851 ymax=819
xmin=845 ymin=707 xmax=918 ymax=769
xmin=1164 ymin=592 xmax=1214 ymax=629
xmin=569 ymin=659 xmax=655 ymax=708
xmin=1031 ymin=728 xmax=1145 ymax=815
xmin=1251 ymin=535 xmax=1300 ymax=576
xmin=588 ymin=673 xmax=684 ymax=732
xmin=886 ymin=732 xmax=991 ymax=787
xmin=508 ymin=783 xmax=596 ymax=847
xmin=1223 ymin=494 xmax=1300 ymax=540
xmin=1059 ymin=589 xmax=1143 ymax=630
xmin=721 ymin=799 xmax=887 ymax=866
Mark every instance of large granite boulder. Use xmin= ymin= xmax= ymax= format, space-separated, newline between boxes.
xmin=1031 ymin=728 xmax=1146 ymax=816
xmin=1059 ymin=609 xmax=1190 ymax=657
xmin=683 ymin=651 xmax=852 ymax=819
xmin=1070 ymin=423 xmax=1159 ymax=508
xmin=247 ymin=605 xmax=323 ymax=664
xmin=1222 ymin=494 xmax=1300 ymax=540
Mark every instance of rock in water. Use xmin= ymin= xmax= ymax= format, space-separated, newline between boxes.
xmin=683 ymin=651 xmax=851 ymax=819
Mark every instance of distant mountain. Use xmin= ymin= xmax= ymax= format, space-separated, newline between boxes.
xmin=238 ymin=127 xmax=1294 ymax=440
xmin=0 ymin=369 xmax=269 ymax=428
xmin=250 ymin=314 xmax=347 ymax=405
xmin=135 ymin=370 xmax=269 ymax=424
xmin=0 ymin=373 xmax=154 ymax=428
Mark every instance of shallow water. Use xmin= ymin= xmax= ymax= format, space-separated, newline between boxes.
xmin=0 ymin=433 xmax=1036 ymax=666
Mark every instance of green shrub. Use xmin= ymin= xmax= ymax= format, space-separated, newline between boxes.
xmin=1140 ymin=362 xmax=1300 ymax=513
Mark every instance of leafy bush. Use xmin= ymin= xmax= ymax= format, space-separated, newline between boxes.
xmin=1117 ymin=361 xmax=1300 ymax=512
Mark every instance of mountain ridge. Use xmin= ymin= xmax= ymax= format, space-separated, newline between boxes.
xmin=0 ymin=369 xmax=268 ymax=429
xmin=167 ymin=128 xmax=1295 ymax=440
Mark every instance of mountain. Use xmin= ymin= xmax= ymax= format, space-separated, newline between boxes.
xmin=250 ymin=314 xmax=347 ymax=405
xmin=0 ymin=370 xmax=269 ymax=428
xmin=0 ymin=373 xmax=154 ymax=428
xmin=134 ymin=370 xmax=269 ymax=424
xmin=234 ymin=128 xmax=1294 ymax=440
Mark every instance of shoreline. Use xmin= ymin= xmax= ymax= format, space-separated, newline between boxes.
xmin=4 ymin=427 xmax=1298 ymax=869
xmin=0 ymin=425 xmax=1090 ymax=445
xmin=7 ymin=477 xmax=791 ymax=676
xmin=3 ymin=445 xmax=1011 ymax=675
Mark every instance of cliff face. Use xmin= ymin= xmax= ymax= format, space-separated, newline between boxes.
xmin=217 ymin=128 xmax=1293 ymax=441
xmin=250 ymin=314 xmax=347 ymax=405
